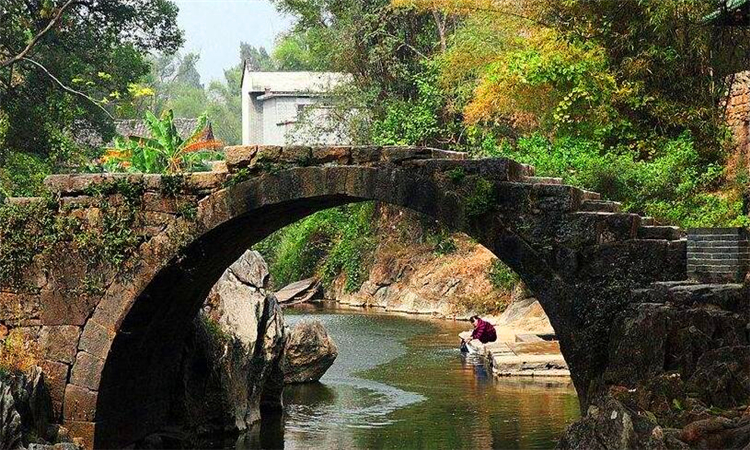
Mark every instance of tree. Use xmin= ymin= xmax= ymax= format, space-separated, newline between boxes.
xmin=240 ymin=43 xmax=275 ymax=71
xmin=0 ymin=0 xmax=183 ymax=195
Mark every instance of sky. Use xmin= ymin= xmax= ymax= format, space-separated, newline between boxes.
xmin=174 ymin=0 xmax=293 ymax=83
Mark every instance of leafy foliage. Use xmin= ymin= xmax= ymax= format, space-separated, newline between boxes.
xmin=487 ymin=259 xmax=520 ymax=292
xmin=254 ymin=203 xmax=376 ymax=293
xmin=0 ymin=0 xmax=183 ymax=195
xmin=103 ymin=110 xmax=223 ymax=174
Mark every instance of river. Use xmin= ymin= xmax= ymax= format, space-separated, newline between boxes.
xmin=242 ymin=304 xmax=580 ymax=450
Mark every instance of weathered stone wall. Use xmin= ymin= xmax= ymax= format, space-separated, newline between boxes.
xmin=0 ymin=145 xmax=690 ymax=448
xmin=726 ymin=71 xmax=750 ymax=182
xmin=559 ymin=281 xmax=750 ymax=450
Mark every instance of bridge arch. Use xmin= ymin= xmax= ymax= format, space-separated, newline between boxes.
xmin=32 ymin=147 xmax=685 ymax=447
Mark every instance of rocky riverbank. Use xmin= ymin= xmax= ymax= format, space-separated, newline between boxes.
xmin=324 ymin=205 xmax=512 ymax=319
xmin=557 ymin=281 xmax=750 ymax=450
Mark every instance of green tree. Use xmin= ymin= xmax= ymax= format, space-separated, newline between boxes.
xmin=240 ymin=43 xmax=276 ymax=71
xmin=0 ymin=0 xmax=183 ymax=195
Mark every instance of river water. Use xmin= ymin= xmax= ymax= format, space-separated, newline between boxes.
xmin=243 ymin=304 xmax=580 ymax=450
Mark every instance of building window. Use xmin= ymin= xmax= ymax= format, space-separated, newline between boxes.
xmin=296 ymin=103 xmax=307 ymax=118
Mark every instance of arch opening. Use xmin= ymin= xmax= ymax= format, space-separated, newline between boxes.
xmin=90 ymin=172 xmax=568 ymax=448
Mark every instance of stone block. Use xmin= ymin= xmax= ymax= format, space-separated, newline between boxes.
xmin=70 ymin=352 xmax=105 ymax=389
xmin=44 ymin=173 xmax=146 ymax=196
xmin=182 ymin=172 xmax=227 ymax=192
xmin=142 ymin=192 xmax=179 ymax=213
xmin=63 ymin=420 xmax=96 ymax=450
xmin=279 ymin=146 xmax=312 ymax=164
xmin=78 ymin=320 xmax=115 ymax=359
xmin=430 ymin=148 xmax=467 ymax=160
xmin=381 ymin=146 xmax=431 ymax=162
xmin=63 ymin=384 xmax=98 ymax=422
xmin=40 ymin=287 xmax=96 ymax=327
xmin=311 ymin=146 xmax=352 ymax=164
xmin=0 ymin=291 xmax=41 ymax=326
xmin=40 ymin=359 xmax=70 ymax=420
xmin=224 ymin=145 xmax=257 ymax=170
xmin=531 ymin=184 xmax=583 ymax=212
xmin=40 ymin=325 xmax=81 ymax=364
xmin=252 ymin=146 xmax=283 ymax=165
xmin=350 ymin=146 xmax=381 ymax=164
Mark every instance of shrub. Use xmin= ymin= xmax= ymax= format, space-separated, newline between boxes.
xmin=488 ymin=259 xmax=519 ymax=292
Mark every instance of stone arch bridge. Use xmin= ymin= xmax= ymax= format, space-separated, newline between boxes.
xmin=1 ymin=145 xmax=687 ymax=447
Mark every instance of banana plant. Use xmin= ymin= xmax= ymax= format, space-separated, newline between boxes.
xmin=103 ymin=110 xmax=223 ymax=174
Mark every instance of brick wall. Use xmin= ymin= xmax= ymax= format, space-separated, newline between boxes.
xmin=687 ymin=228 xmax=750 ymax=283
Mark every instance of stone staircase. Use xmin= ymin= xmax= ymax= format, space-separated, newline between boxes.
xmin=519 ymin=173 xmax=685 ymax=245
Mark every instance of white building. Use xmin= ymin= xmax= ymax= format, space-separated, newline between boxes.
xmin=241 ymin=65 xmax=352 ymax=146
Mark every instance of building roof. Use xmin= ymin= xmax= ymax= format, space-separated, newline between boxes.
xmin=76 ymin=118 xmax=212 ymax=148
xmin=241 ymin=65 xmax=351 ymax=94
xmin=114 ymin=118 xmax=206 ymax=140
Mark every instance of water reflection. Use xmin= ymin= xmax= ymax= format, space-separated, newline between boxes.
xmin=238 ymin=308 xmax=579 ymax=450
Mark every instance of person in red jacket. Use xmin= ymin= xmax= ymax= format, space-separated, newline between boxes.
xmin=469 ymin=315 xmax=497 ymax=343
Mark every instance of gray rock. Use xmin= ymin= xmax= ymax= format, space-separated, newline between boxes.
xmin=275 ymin=277 xmax=321 ymax=306
xmin=283 ymin=320 xmax=338 ymax=384
xmin=0 ymin=366 xmax=59 ymax=450
xmin=0 ymin=383 xmax=22 ymax=450
xmin=176 ymin=250 xmax=285 ymax=435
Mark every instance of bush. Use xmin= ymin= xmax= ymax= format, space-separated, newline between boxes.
xmin=487 ymin=259 xmax=519 ymax=292
xmin=0 ymin=152 xmax=50 ymax=198
xmin=426 ymin=230 xmax=457 ymax=255
xmin=482 ymin=131 xmax=744 ymax=227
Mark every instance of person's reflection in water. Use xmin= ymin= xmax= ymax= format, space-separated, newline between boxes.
xmin=460 ymin=352 xmax=493 ymax=386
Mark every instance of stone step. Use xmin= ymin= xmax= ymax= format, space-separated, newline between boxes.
xmin=581 ymin=190 xmax=601 ymax=201
xmin=519 ymin=163 xmax=535 ymax=177
xmin=641 ymin=216 xmax=656 ymax=226
xmin=638 ymin=225 xmax=682 ymax=240
xmin=580 ymin=199 xmax=622 ymax=213
xmin=522 ymin=176 xmax=563 ymax=185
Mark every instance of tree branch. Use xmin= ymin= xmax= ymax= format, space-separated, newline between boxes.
xmin=0 ymin=0 xmax=79 ymax=69
xmin=20 ymin=57 xmax=113 ymax=119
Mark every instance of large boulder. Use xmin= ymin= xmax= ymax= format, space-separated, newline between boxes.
xmin=0 ymin=382 xmax=22 ymax=450
xmin=175 ymin=250 xmax=286 ymax=435
xmin=282 ymin=320 xmax=338 ymax=384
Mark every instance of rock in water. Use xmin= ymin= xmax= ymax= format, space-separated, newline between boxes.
xmin=282 ymin=320 xmax=338 ymax=384
xmin=274 ymin=277 xmax=321 ymax=306
xmin=176 ymin=250 xmax=286 ymax=435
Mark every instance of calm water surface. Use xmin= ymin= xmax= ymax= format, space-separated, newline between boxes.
xmin=244 ymin=304 xmax=579 ymax=450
